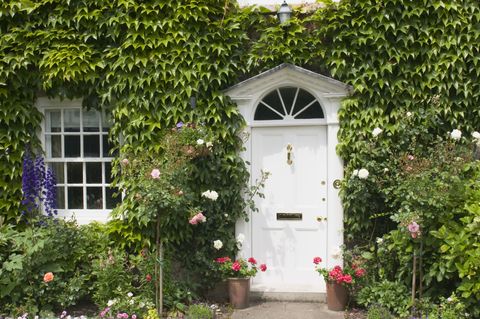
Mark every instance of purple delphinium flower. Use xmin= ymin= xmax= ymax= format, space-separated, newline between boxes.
xmin=176 ymin=121 xmax=184 ymax=129
xmin=43 ymin=166 xmax=57 ymax=217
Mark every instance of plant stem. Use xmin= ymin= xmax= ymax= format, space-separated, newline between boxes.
xmin=155 ymin=213 xmax=163 ymax=318
xmin=411 ymin=249 xmax=417 ymax=307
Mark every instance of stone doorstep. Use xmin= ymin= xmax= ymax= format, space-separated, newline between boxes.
xmin=232 ymin=302 xmax=345 ymax=319
xmin=250 ymin=291 xmax=326 ymax=303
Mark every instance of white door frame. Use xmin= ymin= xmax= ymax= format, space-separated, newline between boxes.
xmin=224 ymin=64 xmax=348 ymax=292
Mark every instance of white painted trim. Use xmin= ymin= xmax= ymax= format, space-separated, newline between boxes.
xmin=35 ymin=97 xmax=115 ymax=224
xmin=229 ymin=64 xmax=347 ymax=293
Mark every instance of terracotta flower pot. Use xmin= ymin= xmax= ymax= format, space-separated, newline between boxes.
xmin=228 ymin=277 xmax=250 ymax=309
xmin=326 ymin=282 xmax=348 ymax=311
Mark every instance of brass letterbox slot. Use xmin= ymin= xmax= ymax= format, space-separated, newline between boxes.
xmin=277 ymin=213 xmax=303 ymax=221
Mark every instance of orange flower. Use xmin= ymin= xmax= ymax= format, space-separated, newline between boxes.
xmin=43 ymin=272 xmax=54 ymax=283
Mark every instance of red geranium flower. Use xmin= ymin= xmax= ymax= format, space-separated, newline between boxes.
xmin=260 ymin=264 xmax=267 ymax=272
xmin=248 ymin=257 xmax=257 ymax=265
xmin=146 ymin=274 xmax=152 ymax=282
xmin=342 ymin=274 xmax=353 ymax=284
xmin=313 ymin=257 xmax=322 ymax=265
xmin=232 ymin=261 xmax=241 ymax=272
xmin=355 ymin=268 xmax=366 ymax=277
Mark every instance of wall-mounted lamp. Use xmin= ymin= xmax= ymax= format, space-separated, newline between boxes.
xmin=277 ymin=1 xmax=292 ymax=24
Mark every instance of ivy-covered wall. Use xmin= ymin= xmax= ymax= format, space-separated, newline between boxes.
xmin=1 ymin=0 xmax=479 ymax=239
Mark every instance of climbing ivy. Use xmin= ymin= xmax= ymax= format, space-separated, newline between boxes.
xmin=1 ymin=0 xmax=480 ymax=285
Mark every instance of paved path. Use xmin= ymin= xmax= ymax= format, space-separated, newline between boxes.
xmin=231 ymin=302 xmax=344 ymax=319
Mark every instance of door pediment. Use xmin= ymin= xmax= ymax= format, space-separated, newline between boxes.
xmin=225 ymin=63 xmax=351 ymax=100
xmin=225 ymin=64 xmax=350 ymax=126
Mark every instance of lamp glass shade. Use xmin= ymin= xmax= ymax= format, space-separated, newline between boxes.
xmin=277 ymin=1 xmax=292 ymax=24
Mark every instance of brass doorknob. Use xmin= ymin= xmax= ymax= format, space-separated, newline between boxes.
xmin=316 ymin=216 xmax=327 ymax=222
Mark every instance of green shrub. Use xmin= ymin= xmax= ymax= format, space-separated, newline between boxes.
xmin=185 ymin=304 xmax=213 ymax=319
xmin=431 ymin=165 xmax=480 ymax=316
xmin=367 ymin=305 xmax=394 ymax=319
xmin=0 ymin=219 xmax=107 ymax=315
xmin=357 ymin=279 xmax=410 ymax=317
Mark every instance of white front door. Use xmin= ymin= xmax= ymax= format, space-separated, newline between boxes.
xmin=251 ymin=126 xmax=328 ymax=293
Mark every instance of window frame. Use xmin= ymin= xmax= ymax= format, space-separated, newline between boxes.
xmin=36 ymin=97 xmax=117 ymax=224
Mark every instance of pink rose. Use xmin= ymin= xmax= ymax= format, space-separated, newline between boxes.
xmin=407 ymin=155 xmax=415 ymax=161
xmin=189 ymin=216 xmax=198 ymax=225
xmin=408 ymin=222 xmax=420 ymax=233
xmin=150 ymin=168 xmax=161 ymax=179
xmin=196 ymin=212 xmax=206 ymax=223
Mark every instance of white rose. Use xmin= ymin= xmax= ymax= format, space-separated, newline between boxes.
xmin=107 ymin=299 xmax=116 ymax=307
xmin=331 ymin=246 xmax=342 ymax=259
xmin=196 ymin=139 xmax=204 ymax=145
xmin=372 ymin=127 xmax=383 ymax=137
xmin=202 ymin=190 xmax=219 ymax=201
xmin=129 ymin=299 xmax=135 ymax=305
xmin=450 ymin=129 xmax=462 ymax=140
xmin=472 ymin=131 xmax=480 ymax=141
xmin=376 ymin=237 xmax=384 ymax=244
xmin=358 ymin=168 xmax=369 ymax=179
xmin=209 ymin=190 xmax=218 ymax=201
xmin=352 ymin=169 xmax=359 ymax=177
xmin=213 ymin=240 xmax=223 ymax=250
xmin=236 ymin=233 xmax=245 ymax=243
xmin=127 ymin=292 xmax=133 ymax=298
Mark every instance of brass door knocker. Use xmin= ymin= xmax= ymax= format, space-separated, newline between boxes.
xmin=286 ymin=143 xmax=293 ymax=165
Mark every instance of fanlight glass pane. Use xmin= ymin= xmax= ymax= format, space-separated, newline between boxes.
xmin=254 ymin=87 xmax=324 ymax=121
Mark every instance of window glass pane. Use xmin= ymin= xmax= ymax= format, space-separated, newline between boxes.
xmin=65 ymin=135 xmax=81 ymax=157
xmin=87 ymin=187 xmax=103 ymax=209
xmin=48 ymin=162 xmax=64 ymax=184
xmin=103 ymin=135 xmax=118 ymax=157
xmin=67 ymin=162 xmax=83 ymax=183
xmin=279 ymin=87 xmax=298 ymax=115
xmin=102 ymin=112 xmax=112 ymax=132
xmin=254 ymin=105 xmax=283 ymax=121
xmin=294 ymin=101 xmax=324 ymax=119
xmin=83 ymin=110 xmax=100 ymax=132
xmin=262 ymin=91 xmax=284 ymax=115
xmin=84 ymin=135 xmax=100 ymax=157
xmin=46 ymin=111 xmax=61 ymax=132
xmin=64 ymin=109 xmax=80 ymax=132
xmin=46 ymin=135 xmax=62 ymax=158
xmin=68 ymin=187 xmax=83 ymax=209
xmin=291 ymin=89 xmax=317 ymax=116
xmin=105 ymin=162 xmax=112 ymax=183
xmin=86 ymin=162 xmax=102 ymax=183
xmin=56 ymin=186 xmax=65 ymax=209
xmin=106 ymin=187 xmax=121 ymax=209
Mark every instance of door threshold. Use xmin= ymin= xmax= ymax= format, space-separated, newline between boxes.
xmin=250 ymin=291 xmax=326 ymax=303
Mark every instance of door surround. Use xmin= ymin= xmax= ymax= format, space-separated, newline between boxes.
xmin=224 ymin=64 xmax=350 ymax=293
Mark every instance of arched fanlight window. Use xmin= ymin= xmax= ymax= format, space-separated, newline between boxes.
xmin=254 ymin=87 xmax=324 ymax=121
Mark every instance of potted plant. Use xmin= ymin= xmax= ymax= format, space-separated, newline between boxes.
xmin=215 ymin=257 xmax=267 ymax=309
xmin=312 ymin=257 xmax=366 ymax=311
